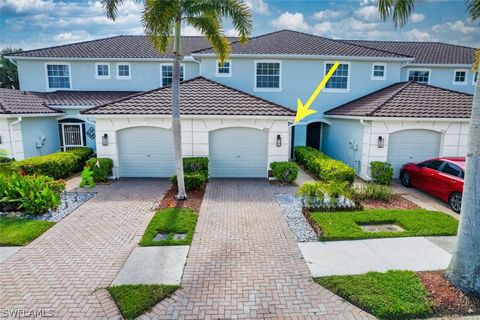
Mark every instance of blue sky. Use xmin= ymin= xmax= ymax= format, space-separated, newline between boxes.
xmin=0 ymin=0 xmax=478 ymax=51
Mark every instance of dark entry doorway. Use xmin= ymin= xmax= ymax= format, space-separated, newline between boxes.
xmin=306 ymin=122 xmax=322 ymax=150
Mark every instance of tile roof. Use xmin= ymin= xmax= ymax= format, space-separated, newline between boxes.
xmin=82 ymin=76 xmax=295 ymax=117
xmin=41 ymin=91 xmax=138 ymax=106
xmin=11 ymin=36 xmax=222 ymax=59
xmin=342 ymin=40 xmax=475 ymax=64
xmin=0 ymin=88 xmax=59 ymax=115
xmin=194 ymin=30 xmax=411 ymax=58
xmin=324 ymin=81 xmax=473 ymax=119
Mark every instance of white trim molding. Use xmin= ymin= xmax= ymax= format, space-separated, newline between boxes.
xmin=452 ymin=69 xmax=468 ymax=86
xmin=253 ymin=60 xmax=283 ymax=92
xmin=116 ymin=63 xmax=132 ymax=80
xmin=371 ymin=63 xmax=387 ymax=81
xmin=44 ymin=62 xmax=72 ymax=91
xmin=215 ymin=60 xmax=232 ymax=77
xmin=95 ymin=62 xmax=111 ymax=80
xmin=323 ymin=61 xmax=351 ymax=93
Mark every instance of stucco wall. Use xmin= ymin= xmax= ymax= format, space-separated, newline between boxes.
xmin=20 ymin=117 xmax=60 ymax=158
xmin=321 ymin=118 xmax=364 ymax=174
xmin=401 ymin=66 xmax=475 ymax=94
xmin=358 ymin=119 xmax=469 ymax=179
xmin=94 ymin=116 xmax=290 ymax=177
xmin=17 ymin=60 xmax=200 ymax=92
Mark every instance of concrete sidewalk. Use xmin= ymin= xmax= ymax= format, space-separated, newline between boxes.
xmin=299 ymin=236 xmax=455 ymax=277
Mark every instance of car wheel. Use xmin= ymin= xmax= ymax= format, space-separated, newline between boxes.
xmin=449 ymin=192 xmax=462 ymax=213
xmin=400 ymin=171 xmax=412 ymax=187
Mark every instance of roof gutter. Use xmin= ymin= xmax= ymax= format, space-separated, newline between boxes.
xmin=325 ymin=115 xmax=471 ymax=122
xmin=9 ymin=117 xmax=22 ymax=158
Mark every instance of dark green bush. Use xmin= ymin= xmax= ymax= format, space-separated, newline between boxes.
xmin=0 ymin=173 xmax=64 ymax=214
xmin=294 ymin=146 xmax=355 ymax=183
xmin=370 ymin=161 xmax=394 ymax=185
xmin=0 ymin=157 xmax=14 ymax=164
xmin=67 ymin=147 xmax=94 ymax=170
xmin=270 ymin=161 xmax=298 ymax=184
xmin=183 ymin=157 xmax=208 ymax=174
xmin=170 ymin=172 xmax=207 ymax=192
xmin=11 ymin=152 xmax=80 ymax=179
xmin=86 ymin=158 xmax=113 ymax=182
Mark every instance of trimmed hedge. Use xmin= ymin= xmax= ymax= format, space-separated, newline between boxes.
xmin=86 ymin=158 xmax=113 ymax=182
xmin=370 ymin=161 xmax=394 ymax=185
xmin=0 ymin=157 xmax=14 ymax=164
xmin=171 ymin=157 xmax=209 ymax=191
xmin=294 ymin=146 xmax=355 ymax=183
xmin=11 ymin=152 xmax=80 ymax=179
xmin=270 ymin=161 xmax=298 ymax=184
xmin=67 ymin=147 xmax=94 ymax=171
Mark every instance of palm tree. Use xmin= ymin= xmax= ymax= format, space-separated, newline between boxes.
xmin=102 ymin=0 xmax=252 ymax=199
xmin=378 ymin=0 xmax=480 ymax=294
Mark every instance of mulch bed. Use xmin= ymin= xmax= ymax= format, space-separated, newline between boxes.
xmin=361 ymin=194 xmax=420 ymax=210
xmin=418 ymin=271 xmax=480 ymax=317
xmin=157 ymin=185 xmax=205 ymax=212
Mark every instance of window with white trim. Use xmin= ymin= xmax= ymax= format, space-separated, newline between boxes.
xmin=453 ymin=70 xmax=467 ymax=84
xmin=255 ymin=61 xmax=281 ymax=89
xmin=46 ymin=64 xmax=70 ymax=89
xmin=161 ymin=65 xmax=184 ymax=86
xmin=216 ymin=60 xmax=231 ymax=76
xmin=95 ymin=63 xmax=110 ymax=79
xmin=116 ymin=63 xmax=131 ymax=79
xmin=408 ymin=70 xmax=429 ymax=84
xmin=325 ymin=62 xmax=349 ymax=90
xmin=371 ymin=63 xmax=386 ymax=80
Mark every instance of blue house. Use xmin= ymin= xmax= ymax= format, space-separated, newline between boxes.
xmin=1 ymin=30 xmax=476 ymax=179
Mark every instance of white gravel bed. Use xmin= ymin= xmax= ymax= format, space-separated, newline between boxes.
xmin=276 ymin=193 xmax=318 ymax=242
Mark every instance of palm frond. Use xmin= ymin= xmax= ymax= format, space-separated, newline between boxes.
xmin=142 ymin=0 xmax=180 ymax=53
xmin=101 ymin=0 xmax=124 ymax=20
xmin=466 ymin=0 xmax=480 ymax=21
xmin=184 ymin=0 xmax=252 ymax=43
xmin=377 ymin=0 xmax=416 ymax=28
xmin=185 ymin=15 xmax=231 ymax=63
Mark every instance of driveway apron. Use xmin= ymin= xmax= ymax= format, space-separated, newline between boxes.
xmin=145 ymin=179 xmax=373 ymax=320
xmin=0 ymin=179 xmax=170 ymax=319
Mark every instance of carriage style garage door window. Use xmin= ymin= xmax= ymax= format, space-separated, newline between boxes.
xmin=209 ymin=127 xmax=268 ymax=178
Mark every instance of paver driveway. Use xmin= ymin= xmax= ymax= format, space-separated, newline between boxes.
xmin=144 ymin=179 xmax=373 ymax=320
xmin=0 ymin=179 xmax=169 ymax=319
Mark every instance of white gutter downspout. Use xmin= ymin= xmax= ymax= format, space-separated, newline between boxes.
xmin=360 ymin=119 xmax=372 ymax=181
xmin=9 ymin=117 xmax=22 ymax=159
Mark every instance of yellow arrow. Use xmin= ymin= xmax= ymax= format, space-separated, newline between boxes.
xmin=294 ymin=61 xmax=340 ymax=123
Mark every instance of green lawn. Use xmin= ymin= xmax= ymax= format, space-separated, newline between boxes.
xmin=315 ymin=271 xmax=433 ymax=320
xmin=140 ymin=208 xmax=198 ymax=246
xmin=108 ymin=284 xmax=179 ymax=319
xmin=311 ymin=209 xmax=458 ymax=241
xmin=0 ymin=216 xmax=55 ymax=246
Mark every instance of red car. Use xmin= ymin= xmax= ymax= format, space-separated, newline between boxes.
xmin=400 ymin=157 xmax=465 ymax=213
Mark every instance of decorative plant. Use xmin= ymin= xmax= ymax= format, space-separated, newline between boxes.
xmin=370 ymin=161 xmax=394 ymax=185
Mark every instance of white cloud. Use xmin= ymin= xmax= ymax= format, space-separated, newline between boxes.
xmin=432 ymin=20 xmax=477 ymax=34
xmin=181 ymin=25 xmax=203 ymax=36
xmin=271 ymin=12 xmax=310 ymax=32
xmin=313 ymin=9 xmax=345 ymax=21
xmin=312 ymin=22 xmax=334 ymax=36
xmin=354 ymin=5 xmax=380 ymax=22
xmin=224 ymin=28 xmax=240 ymax=37
xmin=244 ymin=0 xmax=270 ymax=15
xmin=0 ymin=0 xmax=54 ymax=13
xmin=410 ymin=13 xmax=426 ymax=23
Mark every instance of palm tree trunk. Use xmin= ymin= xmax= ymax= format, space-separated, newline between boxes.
xmin=446 ymin=76 xmax=480 ymax=294
xmin=172 ymin=17 xmax=187 ymax=200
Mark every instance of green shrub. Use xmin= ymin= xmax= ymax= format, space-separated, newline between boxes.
xmin=86 ymin=158 xmax=113 ymax=182
xmin=294 ymin=146 xmax=355 ymax=183
xmin=0 ymin=157 xmax=14 ymax=164
xmin=170 ymin=172 xmax=207 ymax=192
xmin=183 ymin=157 xmax=208 ymax=174
xmin=67 ymin=147 xmax=94 ymax=170
xmin=0 ymin=173 xmax=64 ymax=214
xmin=296 ymin=181 xmax=326 ymax=200
xmin=11 ymin=152 xmax=80 ymax=179
xmin=370 ymin=161 xmax=394 ymax=185
xmin=270 ymin=161 xmax=298 ymax=184
xmin=354 ymin=183 xmax=392 ymax=202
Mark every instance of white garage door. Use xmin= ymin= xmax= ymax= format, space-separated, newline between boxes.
xmin=209 ymin=127 xmax=268 ymax=178
xmin=387 ymin=129 xmax=441 ymax=178
xmin=118 ymin=127 xmax=175 ymax=177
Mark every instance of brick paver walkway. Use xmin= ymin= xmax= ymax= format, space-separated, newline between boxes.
xmin=145 ymin=179 xmax=374 ymax=320
xmin=0 ymin=179 xmax=169 ymax=319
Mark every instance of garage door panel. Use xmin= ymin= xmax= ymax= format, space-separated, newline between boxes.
xmin=118 ymin=127 xmax=175 ymax=177
xmin=387 ymin=129 xmax=440 ymax=178
xmin=209 ymin=127 xmax=268 ymax=178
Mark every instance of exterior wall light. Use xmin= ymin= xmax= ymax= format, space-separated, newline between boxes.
xmin=102 ymin=133 xmax=109 ymax=146
xmin=276 ymin=134 xmax=282 ymax=147
xmin=377 ymin=136 xmax=384 ymax=148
